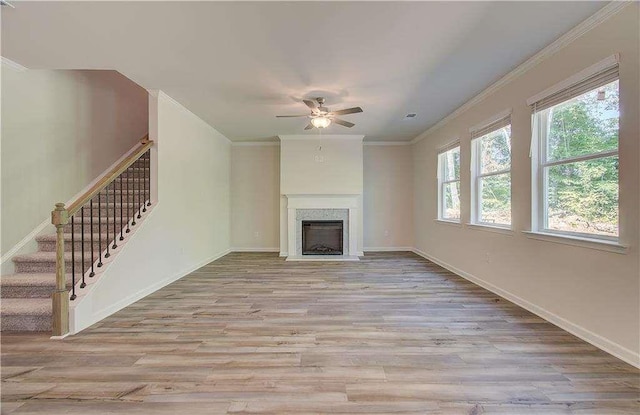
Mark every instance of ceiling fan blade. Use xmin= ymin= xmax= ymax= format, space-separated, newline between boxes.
xmin=276 ymin=114 xmax=309 ymax=118
xmin=330 ymin=107 xmax=363 ymax=116
xmin=333 ymin=118 xmax=355 ymax=128
xmin=303 ymin=99 xmax=318 ymax=110
xmin=304 ymin=123 xmax=314 ymax=130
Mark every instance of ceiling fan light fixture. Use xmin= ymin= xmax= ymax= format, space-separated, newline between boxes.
xmin=311 ymin=116 xmax=331 ymax=129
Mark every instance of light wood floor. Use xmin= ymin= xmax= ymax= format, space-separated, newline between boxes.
xmin=1 ymin=252 xmax=638 ymax=414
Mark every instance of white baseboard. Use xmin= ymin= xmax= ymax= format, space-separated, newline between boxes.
xmin=231 ymin=247 xmax=280 ymax=252
xmin=1 ymin=217 xmax=52 ymax=275
xmin=71 ymin=247 xmax=232 ymax=334
xmin=411 ymin=248 xmax=640 ymax=369
xmin=364 ymin=247 xmax=414 ymax=252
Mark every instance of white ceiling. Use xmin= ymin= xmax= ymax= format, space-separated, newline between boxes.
xmin=2 ymin=1 xmax=606 ymax=142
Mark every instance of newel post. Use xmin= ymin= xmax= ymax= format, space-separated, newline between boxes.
xmin=51 ymin=202 xmax=69 ymax=336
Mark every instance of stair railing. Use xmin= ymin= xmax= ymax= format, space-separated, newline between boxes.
xmin=51 ymin=136 xmax=153 ymax=336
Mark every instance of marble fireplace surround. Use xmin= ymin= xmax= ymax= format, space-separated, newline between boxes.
xmin=284 ymin=194 xmax=361 ymax=261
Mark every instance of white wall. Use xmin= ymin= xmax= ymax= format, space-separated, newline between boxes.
xmin=71 ymin=91 xmax=231 ymax=332
xmin=1 ymin=69 xmax=148 ymax=257
xmin=412 ymin=7 xmax=639 ymax=366
xmin=231 ymin=144 xmax=280 ymax=250
xmin=280 ymin=136 xmax=364 ymax=195
xmin=363 ymin=144 xmax=414 ymax=250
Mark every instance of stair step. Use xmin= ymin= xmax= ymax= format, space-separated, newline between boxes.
xmin=1 ymin=273 xmax=71 ymax=298
xmin=95 ymin=192 xmax=148 ymax=203
xmin=13 ymin=251 xmax=107 ymax=274
xmin=1 ymin=299 xmax=52 ymax=332
xmin=65 ymin=217 xmax=139 ymax=233
xmin=121 ymin=168 xmax=150 ymax=179
xmin=37 ymin=233 xmax=113 ymax=252
xmin=106 ymin=178 xmax=148 ymax=191
xmin=56 ymin=203 xmax=139 ymax=216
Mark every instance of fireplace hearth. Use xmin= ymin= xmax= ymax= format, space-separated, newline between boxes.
xmin=302 ymin=221 xmax=344 ymax=255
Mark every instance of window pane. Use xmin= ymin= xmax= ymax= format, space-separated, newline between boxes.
xmin=443 ymin=181 xmax=460 ymax=220
xmin=442 ymin=147 xmax=460 ymax=181
xmin=547 ymin=80 xmax=619 ymax=162
xmin=480 ymin=126 xmax=511 ymax=174
xmin=546 ymin=156 xmax=618 ymax=237
xmin=479 ymin=173 xmax=511 ymax=225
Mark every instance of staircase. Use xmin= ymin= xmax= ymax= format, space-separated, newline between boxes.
xmin=1 ymin=146 xmax=151 ymax=333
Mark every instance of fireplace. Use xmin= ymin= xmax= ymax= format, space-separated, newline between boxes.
xmin=302 ymin=221 xmax=344 ymax=255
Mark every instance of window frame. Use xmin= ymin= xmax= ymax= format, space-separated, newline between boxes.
xmin=437 ymin=144 xmax=461 ymax=223
xmin=532 ymin=80 xmax=620 ymax=243
xmin=471 ymin=123 xmax=512 ymax=229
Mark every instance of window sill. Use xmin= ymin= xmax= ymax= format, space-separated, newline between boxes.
xmin=434 ymin=219 xmax=462 ymax=227
xmin=522 ymin=231 xmax=628 ymax=254
xmin=466 ymin=223 xmax=514 ymax=235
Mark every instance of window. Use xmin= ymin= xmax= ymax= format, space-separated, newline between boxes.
xmin=438 ymin=145 xmax=460 ymax=221
xmin=531 ymin=61 xmax=619 ymax=240
xmin=471 ymin=115 xmax=512 ymax=227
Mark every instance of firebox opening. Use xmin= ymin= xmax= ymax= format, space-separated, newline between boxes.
xmin=302 ymin=220 xmax=344 ymax=255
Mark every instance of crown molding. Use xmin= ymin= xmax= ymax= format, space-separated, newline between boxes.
xmin=278 ymin=134 xmax=364 ymax=141
xmin=410 ymin=1 xmax=632 ymax=145
xmin=232 ymin=140 xmax=413 ymax=146
xmin=363 ymin=141 xmax=411 ymax=146
xmin=231 ymin=141 xmax=280 ymax=147
xmin=1 ymin=56 xmax=27 ymax=72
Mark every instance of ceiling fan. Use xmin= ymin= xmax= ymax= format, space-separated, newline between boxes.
xmin=276 ymin=97 xmax=363 ymax=130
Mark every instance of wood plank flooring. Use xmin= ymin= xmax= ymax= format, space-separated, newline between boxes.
xmin=1 ymin=252 xmax=638 ymax=414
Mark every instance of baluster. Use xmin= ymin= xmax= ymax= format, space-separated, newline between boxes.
xmin=80 ymin=206 xmax=86 ymax=288
xmin=105 ymin=182 xmax=111 ymax=258
xmin=97 ymin=192 xmax=103 ymax=267
xmin=143 ymin=151 xmax=147 ymax=213
xmin=132 ymin=164 xmax=137 ymax=226
xmin=89 ymin=197 xmax=95 ymax=278
xmin=120 ymin=175 xmax=125 ymax=241
xmin=146 ymin=151 xmax=151 ymax=207
xmin=137 ymin=156 xmax=142 ymax=219
xmin=126 ymin=167 xmax=131 ymax=233
xmin=70 ymin=215 xmax=76 ymax=300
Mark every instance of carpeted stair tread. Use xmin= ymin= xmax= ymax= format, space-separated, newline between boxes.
xmin=1 ymin=299 xmax=52 ymax=331
xmin=37 ymin=233 xmax=112 ymax=243
xmin=1 ymin=273 xmax=69 ymax=286
xmin=1 ymin=299 xmax=51 ymax=316
xmin=13 ymin=251 xmax=97 ymax=263
xmin=1 ymin=274 xmax=72 ymax=298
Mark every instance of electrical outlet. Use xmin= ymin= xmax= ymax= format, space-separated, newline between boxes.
xmin=254 ymin=231 xmax=260 ymax=239
xmin=384 ymin=230 xmax=390 ymax=237
xmin=485 ymin=252 xmax=491 ymax=263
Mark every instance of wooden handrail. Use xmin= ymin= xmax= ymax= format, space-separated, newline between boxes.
xmin=66 ymin=136 xmax=153 ymax=217
xmin=50 ymin=135 xmax=153 ymax=336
